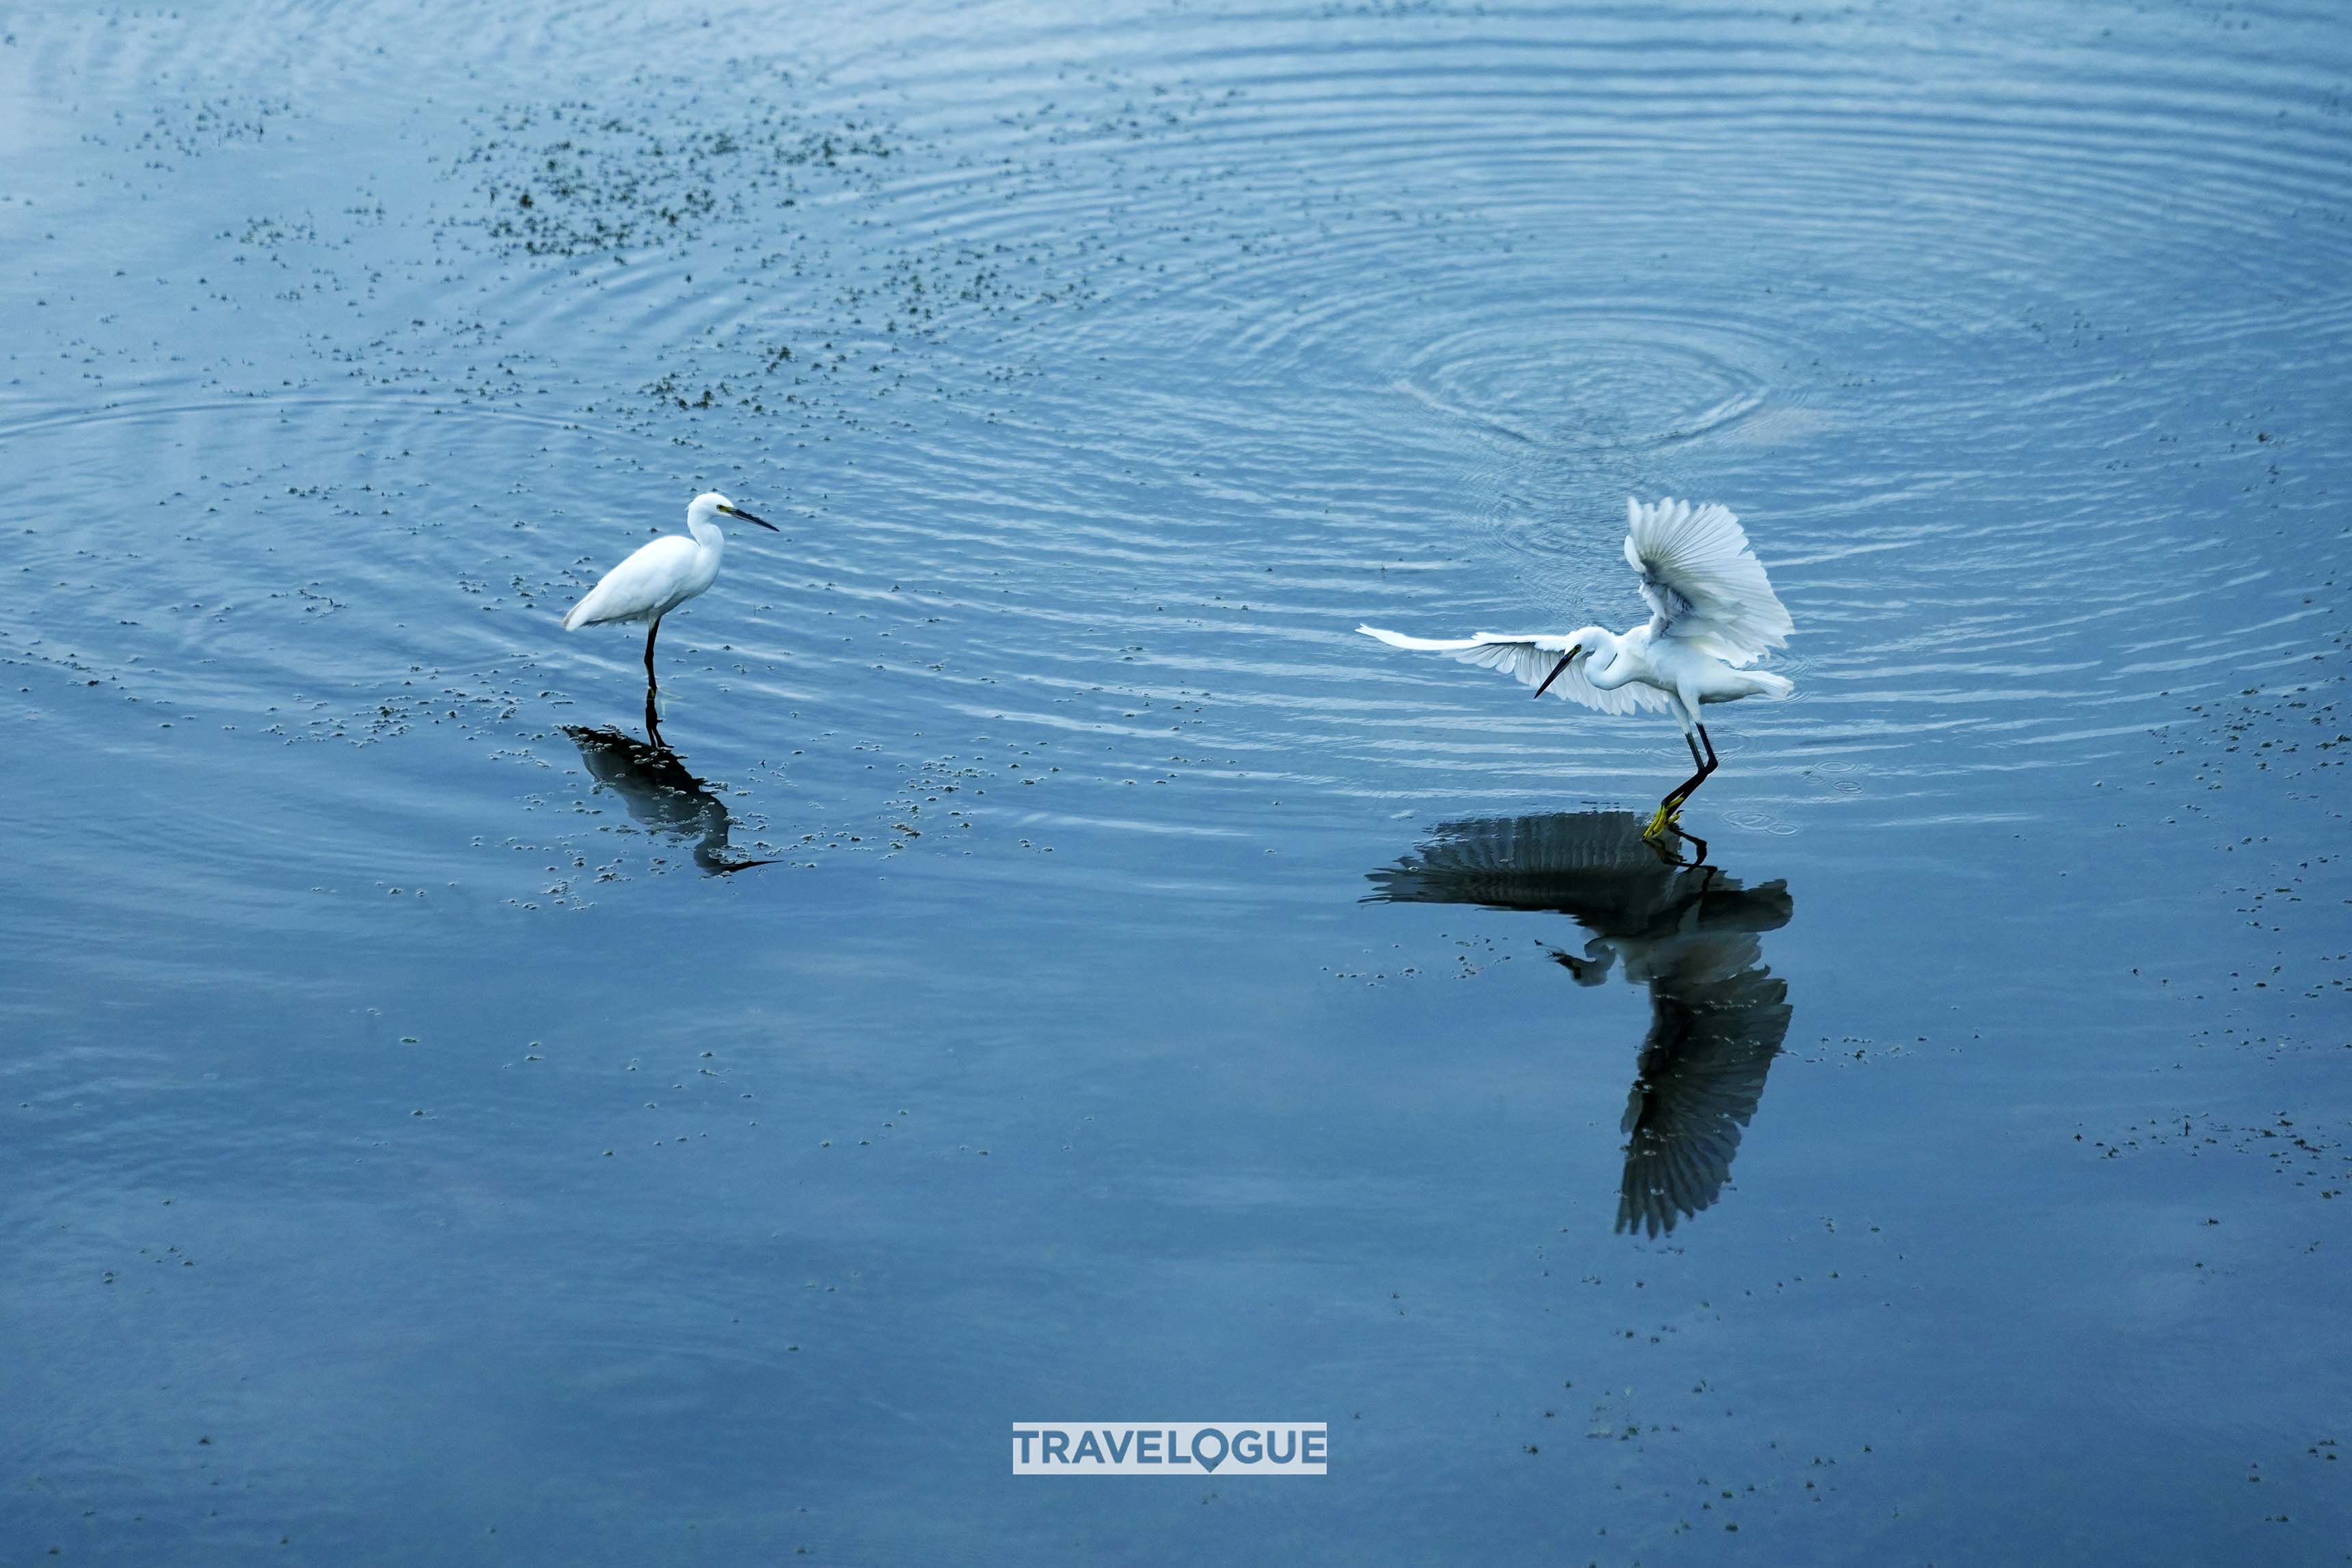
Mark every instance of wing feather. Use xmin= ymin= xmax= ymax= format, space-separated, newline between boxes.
xmin=1358 ymin=625 xmax=1671 ymax=716
xmin=1622 ymin=497 xmax=1793 ymax=667
xmin=563 ymin=535 xmax=699 ymax=629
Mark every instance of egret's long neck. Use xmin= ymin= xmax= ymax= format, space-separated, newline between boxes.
xmin=1581 ymin=628 xmax=1636 ymax=690
xmin=686 ymin=513 xmax=725 ymax=556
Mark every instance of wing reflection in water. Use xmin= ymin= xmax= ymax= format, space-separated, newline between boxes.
xmin=1368 ymin=813 xmax=1793 ymax=1238
xmin=562 ymin=718 xmax=776 ymax=877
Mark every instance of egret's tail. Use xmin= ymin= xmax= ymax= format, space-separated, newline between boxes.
xmin=1747 ymin=670 xmax=1795 ymax=699
xmin=562 ymin=584 xmax=615 ymax=631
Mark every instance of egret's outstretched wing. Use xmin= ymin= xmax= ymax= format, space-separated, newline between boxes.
xmin=1622 ymin=498 xmax=1792 ymax=667
xmin=1359 ymin=626 xmax=1671 ymax=716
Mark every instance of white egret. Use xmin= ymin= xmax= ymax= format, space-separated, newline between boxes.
xmin=562 ymin=491 xmax=777 ymax=688
xmin=1361 ymin=498 xmax=1795 ymax=846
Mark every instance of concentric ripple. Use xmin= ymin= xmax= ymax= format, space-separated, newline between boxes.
xmin=1 ymin=0 xmax=2347 ymax=900
xmin=1390 ymin=314 xmax=1777 ymax=457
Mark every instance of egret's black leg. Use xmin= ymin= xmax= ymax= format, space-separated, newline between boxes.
xmin=1648 ymin=733 xmax=1711 ymax=833
xmin=643 ymin=681 xmax=665 ymax=751
xmin=1649 ymin=770 xmax=1705 ymax=834
xmin=1685 ymin=725 xmax=1719 ymax=799
xmin=1661 ymin=764 xmax=1709 ymax=811
xmin=1645 ymin=725 xmax=1720 ymax=841
xmin=1672 ymin=725 xmax=1720 ymax=807
xmin=1673 ymin=733 xmax=1707 ymax=789
xmin=643 ymin=615 xmax=662 ymax=689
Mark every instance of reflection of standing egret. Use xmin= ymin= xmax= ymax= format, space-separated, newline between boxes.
xmin=563 ymin=720 xmax=776 ymax=877
xmin=1368 ymin=811 xmax=1792 ymax=1237
xmin=1360 ymin=498 xmax=1795 ymax=852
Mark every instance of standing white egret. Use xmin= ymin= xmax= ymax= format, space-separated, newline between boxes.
xmin=562 ymin=491 xmax=778 ymax=690
xmin=1360 ymin=498 xmax=1796 ymax=846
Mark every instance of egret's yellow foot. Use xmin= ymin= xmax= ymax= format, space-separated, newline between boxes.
xmin=1643 ymin=803 xmax=1680 ymax=839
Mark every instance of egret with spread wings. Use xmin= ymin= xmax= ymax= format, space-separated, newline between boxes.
xmin=1360 ymin=498 xmax=1795 ymax=843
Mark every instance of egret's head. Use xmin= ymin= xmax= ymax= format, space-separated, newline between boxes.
xmin=690 ymin=491 xmax=779 ymax=531
xmin=1532 ymin=627 xmax=1614 ymax=697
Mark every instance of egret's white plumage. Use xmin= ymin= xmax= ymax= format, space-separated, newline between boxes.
xmin=1622 ymin=497 xmax=1792 ymax=666
xmin=563 ymin=491 xmax=776 ymax=687
xmin=1360 ymin=497 xmax=1796 ymax=846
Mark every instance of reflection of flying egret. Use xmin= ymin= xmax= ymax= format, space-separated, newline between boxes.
xmin=564 ymin=718 xmax=776 ymax=876
xmin=1368 ymin=811 xmax=1792 ymax=1238
xmin=1361 ymin=498 xmax=1795 ymax=845
xmin=563 ymin=491 xmax=777 ymax=690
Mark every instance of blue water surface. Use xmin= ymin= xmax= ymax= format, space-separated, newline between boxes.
xmin=3 ymin=0 xmax=2348 ymax=1560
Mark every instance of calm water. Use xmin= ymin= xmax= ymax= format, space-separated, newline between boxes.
xmin=5 ymin=0 xmax=2349 ymax=1559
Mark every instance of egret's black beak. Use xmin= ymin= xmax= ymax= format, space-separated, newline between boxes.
xmin=1533 ymin=645 xmax=1581 ymax=698
xmin=718 ymin=504 xmax=779 ymax=532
